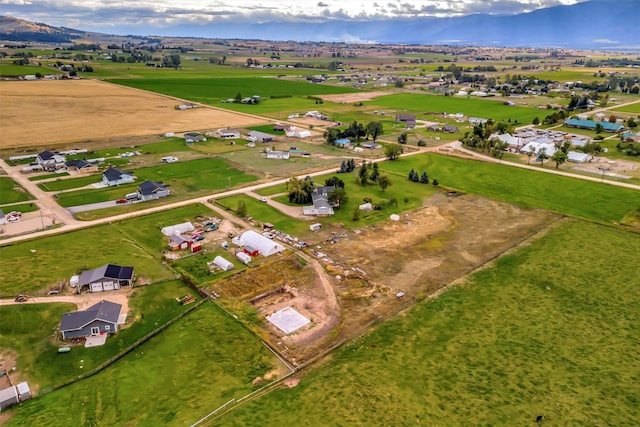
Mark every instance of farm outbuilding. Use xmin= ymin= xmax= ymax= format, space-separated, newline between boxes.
xmin=239 ymin=230 xmax=285 ymax=257
xmin=161 ymin=222 xmax=195 ymax=236
xmin=235 ymin=251 xmax=252 ymax=264
xmin=213 ymin=256 xmax=234 ymax=271
xmin=76 ymin=264 xmax=135 ymax=292
xmin=0 ymin=382 xmax=31 ymax=411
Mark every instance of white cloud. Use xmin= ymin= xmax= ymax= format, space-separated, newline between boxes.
xmin=593 ymin=38 xmax=618 ymax=44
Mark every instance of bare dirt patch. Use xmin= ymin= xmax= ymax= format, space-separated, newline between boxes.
xmin=319 ymin=90 xmax=394 ymax=104
xmin=238 ymin=194 xmax=558 ymax=365
xmin=0 ymin=80 xmax=266 ymax=148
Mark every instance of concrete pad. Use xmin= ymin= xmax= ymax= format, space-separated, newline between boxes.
xmin=266 ymin=307 xmax=311 ymax=334
xmin=85 ymin=334 xmax=107 ymax=347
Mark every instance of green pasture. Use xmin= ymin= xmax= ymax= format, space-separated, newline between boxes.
xmin=0 ymin=177 xmax=33 ymax=204
xmin=215 ymin=195 xmax=310 ymax=236
xmin=612 ymin=102 xmax=640 ymax=114
xmin=0 ymin=206 xmax=217 ymax=295
xmin=28 ymin=172 xmax=69 ymax=181
xmin=6 ymin=302 xmax=283 ymax=427
xmin=0 ymin=62 xmax=61 ymax=77
xmin=172 ymin=248 xmax=247 ymax=286
xmin=54 ymin=157 xmax=259 ymax=208
xmin=380 ymin=153 xmax=640 ymax=224
xmin=38 ymin=174 xmax=100 ymax=192
xmin=0 ymin=280 xmax=197 ymax=391
xmin=0 ymin=202 xmax=39 ymax=214
xmin=247 ymin=124 xmax=282 ymax=135
xmin=365 ymin=93 xmax=542 ymax=124
xmin=220 ymin=220 xmax=640 ymax=426
xmin=108 ymin=77 xmax=359 ymax=107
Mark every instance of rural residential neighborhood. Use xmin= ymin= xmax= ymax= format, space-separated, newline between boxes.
xmin=0 ymin=2 xmax=639 ymax=426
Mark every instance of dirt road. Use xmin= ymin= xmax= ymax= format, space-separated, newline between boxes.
xmin=0 ymin=287 xmax=132 ymax=313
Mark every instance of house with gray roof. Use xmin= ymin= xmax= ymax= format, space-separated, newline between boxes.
xmin=248 ymin=130 xmax=274 ymax=143
xmin=137 ymin=180 xmax=170 ymax=201
xmin=60 ymin=300 xmax=122 ymax=340
xmin=102 ymin=167 xmax=135 ymax=186
xmin=37 ymin=150 xmax=66 ymax=171
xmin=303 ymin=185 xmax=335 ymax=217
xmin=77 ymin=264 xmax=134 ymax=293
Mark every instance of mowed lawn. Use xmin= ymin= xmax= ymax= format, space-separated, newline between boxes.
xmin=0 ymin=176 xmax=33 ymax=204
xmin=0 ymin=280 xmax=197 ymax=390
xmin=380 ymin=153 xmax=640 ymax=224
xmin=218 ymin=220 xmax=640 ymax=425
xmin=366 ymin=93 xmax=542 ymax=123
xmin=0 ymin=204 xmax=214 ymax=295
xmin=54 ymin=157 xmax=259 ymax=207
xmin=5 ymin=303 xmax=284 ymax=427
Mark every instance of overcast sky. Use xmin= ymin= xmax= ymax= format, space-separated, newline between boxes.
xmin=2 ymin=0 xmax=586 ymax=31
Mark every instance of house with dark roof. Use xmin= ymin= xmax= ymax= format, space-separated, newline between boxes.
xmin=37 ymin=150 xmax=66 ymax=171
xmin=76 ymin=264 xmax=134 ymax=293
xmin=136 ymin=180 xmax=170 ymax=201
xmin=395 ymin=114 xmax=416 ymax=122
xmin=66 ymin=159 xmax=98 ymax=174
xmin=443 ymin=125 xmax=459 ymax=133
xmin=184 ymin=132 xmax=206 ymax=143
xmin=102 ymin=167 xmax=135 ymax=186
xmin=60 ymin=300 xmax=122 ymax=339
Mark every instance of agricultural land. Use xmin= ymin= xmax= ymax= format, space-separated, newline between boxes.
xmin=0 ymin=31 xmax=639 ymax=426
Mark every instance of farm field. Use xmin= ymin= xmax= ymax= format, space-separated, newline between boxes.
xmin=0 ymin=280 xmax=198 ymax=392
xmin=380 ymin=153 xmax=640 ymax=224
xmin=0 ymin=204 xmax=214 ymax=295
xmin=4 ymin=302 xmax=286 ymax=427
xmin=218 ymin=220 xmax=640 ymax=426
xmin=0 ymin=80 xmax=267 ymax=148
xmin=0 ymin=176 xmax=33 ymax=204
xmin=364 ymin=93 xmax=542 ymax=124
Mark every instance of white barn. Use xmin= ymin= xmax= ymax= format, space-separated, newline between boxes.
xmin=238 ymin=230 xmax=284 ymax=257
xmin=235 ymin=251 xmax=252 ymax=264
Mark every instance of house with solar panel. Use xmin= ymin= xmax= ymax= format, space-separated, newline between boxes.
xmin=70 ymin=264 xmax=135 ymax=293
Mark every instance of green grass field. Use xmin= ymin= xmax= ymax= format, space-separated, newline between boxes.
xmin=0 ymin=177 xmax=33 ymax=205
xmin=54 ymin=157 xmax=259 ymax=207
xmin=612 ymin=101 xmax=640 ymax=114
xmin=218 ymin=220 xmax=640 ymax=425
xmin=38 ymin=174 xmax=101 ymax=192
xmin=366 ymin=93 xmax=543 ymax=124
xmin=0 ymin=62 xmax=62 ymax=77
xmin=0 ymin=280 xmax=197 ymax=391
xmin=379 ymin=153 xmax=640 ymax=224
xmin=28 ymin=172 xmax=69 ymax=181
xmin=216 ymin=195 xmax=311 ymax=236
xmin=172 ymin=248 xmax=247 ymax=286
xmin=5 ymin=302 xmax=284 ymax=427
xmin=109 ymin=77 xmax=359 ymax=107
xmin=0 ymin=202 xmax=39 ymax=214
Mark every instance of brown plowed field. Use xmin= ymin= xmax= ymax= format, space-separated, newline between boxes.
xmin=0 ymin=79 xmax=265 ymax=148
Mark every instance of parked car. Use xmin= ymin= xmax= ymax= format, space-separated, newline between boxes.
xmin=259 ymin=197 xmax=267 ymax=203
xmin=194 ymin=235 xmax=205 ymax=242
xmin=6 ymin=211 xmax=22 ymax=222
xmin=116 ymin=198 xmax=128 ymax=204
xmin=14 ymin=294 xmax=28 ymax=302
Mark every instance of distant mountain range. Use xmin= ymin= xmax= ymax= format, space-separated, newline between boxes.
xmin=2 ymin=0 xmax=639 ymax=50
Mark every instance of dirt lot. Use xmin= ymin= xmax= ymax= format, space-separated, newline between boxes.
xmin=228 ymin=193 xmax=558 ymax=364
xmin=0 ymin=80 xmax=266 ymax=149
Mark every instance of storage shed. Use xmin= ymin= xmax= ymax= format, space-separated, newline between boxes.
xmin=235 ymin=251 xmax=252 ymax=264
xmin=161 ymin=222 xmax=194 ymax=236
xmin=213 ymin=256 xmax=234 ymax=271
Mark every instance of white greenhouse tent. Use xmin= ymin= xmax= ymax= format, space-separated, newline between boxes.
xmin=235 ymin=251 xmax=252 ymax=264
xmin=213 ymin=256 xmax=234 ymax=271
xmin=161 ymin=222 xmax=194 ymax=236
xmin=239 ymin=230 xmax=285 ymax=257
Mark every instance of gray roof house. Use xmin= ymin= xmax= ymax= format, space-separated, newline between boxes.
xmin=303 ymin=185 xmax=335 ymax=217
xmin=184 ymin=132 xmax=206 ymax=143
xmin=60 ymin=300 xmax=122 ymax=340
xmin=248 ymin=130 xmax=274 ymax=143
xmin=395 ymin=114 xmax=416 ymax=122
xmin=77 ymin=264 xmax=134 ymax=293
xmin=137 ymin=180 xmax=170 ymax=201
xmin=102 ymin=167 xmax=135 ymax=186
